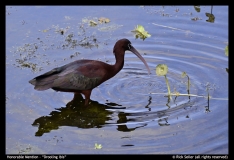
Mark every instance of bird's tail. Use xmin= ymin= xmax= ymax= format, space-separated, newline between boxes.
xmin=29 ymin=69 xmax=60 ymax=91
xmin=29 ymin=76 xmax=58 ymax=91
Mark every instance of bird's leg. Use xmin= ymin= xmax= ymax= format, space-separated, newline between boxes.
xmin=73 ymin=92 xmax=82 ymax=100
xmin=81 ymin=90 xmax=92 ymax=106
xmin=66 ymin=92 xmax=84 ymax=108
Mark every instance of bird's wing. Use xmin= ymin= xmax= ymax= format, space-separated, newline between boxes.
xmin=52 ymin=72 xmax=102 ymax=91
xmin=29 ymin=60 xmax=104 ymax=91
xmin=30 ymin=70 xmax=102 ymax=91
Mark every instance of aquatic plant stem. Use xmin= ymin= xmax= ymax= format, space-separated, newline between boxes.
xmin=149 ymin=92 xmax=228 ymax=100
xmin=186 ymin=75 xmax=190 ymax=99
xmin=164 ymin=75 xmax=172 ymax=100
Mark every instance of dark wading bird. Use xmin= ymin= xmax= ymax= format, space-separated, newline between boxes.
xmin=29 ymin=39 xmax=151 ymax=105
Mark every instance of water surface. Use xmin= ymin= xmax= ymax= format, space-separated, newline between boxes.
xmin=6 ymin=6 xmax=228 ymax=154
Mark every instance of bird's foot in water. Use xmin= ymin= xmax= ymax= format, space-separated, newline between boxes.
xmin=65 ymin=93 xmax=87 ymax=108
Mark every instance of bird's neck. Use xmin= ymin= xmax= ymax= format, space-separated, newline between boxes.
xmin=113 ymin=51 xmax=125 ymax=73
xmin=104 ymin=51 xmax=124 ymax=81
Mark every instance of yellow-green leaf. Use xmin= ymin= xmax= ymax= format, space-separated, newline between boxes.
xmin=89 ymin=20 xmax=97 ymax=27
xmin=175 ymin=91 xmax=180 ymax=96
xmin=181 ymin=72 xmax=187 ymax=78
xmin=225 ymin=45 xmax=228 ymax=56
xmin=98 ymin=17 xmax=110 ymax=23
xmin=132 ymin=25 xmax=151 ymax=40
xmin=136 ymin=25 xmax=144 ymax=32
xmin=94 ymin=143 xmax=102 ymax=149
xmin=194 ymin=6 xmax=200 ymax=12
xmin=206 ymin=13 xmax=215 ymax=23
xmin=156 ymin=64 xmax=168 ymax=76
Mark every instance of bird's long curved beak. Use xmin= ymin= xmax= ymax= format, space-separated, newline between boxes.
xmin=129 ymin=46 xmax=151 ymax=74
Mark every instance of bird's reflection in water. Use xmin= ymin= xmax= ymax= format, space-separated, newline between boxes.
xmin=32 ymin=94 xmax=145 ymax=136
xmin=116 ymin=112 xmax=147 ymax=132
xmin=32 ymin=95 xmax=195 ymax=136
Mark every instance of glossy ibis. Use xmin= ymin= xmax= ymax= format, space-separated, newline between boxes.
xmin=29 ymin=38 xmax=151 ymax=105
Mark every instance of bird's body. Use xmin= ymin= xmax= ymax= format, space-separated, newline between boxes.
xmin=29 ymin=39 xmax=150 ymax=105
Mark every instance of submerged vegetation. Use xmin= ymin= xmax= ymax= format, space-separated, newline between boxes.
xmin=141 ymin=5 xmax=215 ymax=23
xmin=9 ymin=6 xmax=218 ymax=74
xmin=9 ymin=16 xmax=121 ymax=72
xmin=153 ymin=64 xmax=228 ymax=108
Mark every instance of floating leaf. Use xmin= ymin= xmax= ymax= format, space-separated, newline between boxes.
xmin=98 ymin=17 xmax=110 ymax=23
xmin=181 ymin=72 xmax=187 ymax=78
xmin=42 ymin=29 xmax=48 ymax=32
xmin=206 ymin=13 xmax=215 ymax=23
xmin=135 ymin=25 xmax=144 ymax=32
xmin=194 ymin=6 xmax=200 ymax=12
xmin=89 ymin=20 xmax=97 ymax=27
xmin=226 ymin=68 xmax=228 ymax=73
xmin=155 ymin=64 xmax=171 ymax=100
xmin=225 ymin=45 xmax=228 ymax=56
xmin=94 ymin=143 xmax=102 ymax=149
xmin=132 ymin=25 xmax=151 ymax=40
xmin=156 ymin=64 xmax=168 ymax=76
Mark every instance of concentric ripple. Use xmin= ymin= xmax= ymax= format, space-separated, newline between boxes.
xmin=93 ymin=34 xmax=228 ymax=128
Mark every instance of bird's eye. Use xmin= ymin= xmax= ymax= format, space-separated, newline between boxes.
xmin=128 ymin=44 xmax=132 ymax=50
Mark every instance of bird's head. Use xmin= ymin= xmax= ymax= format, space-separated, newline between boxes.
xmin=113 ymin=38 xmax=151 ymax=74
